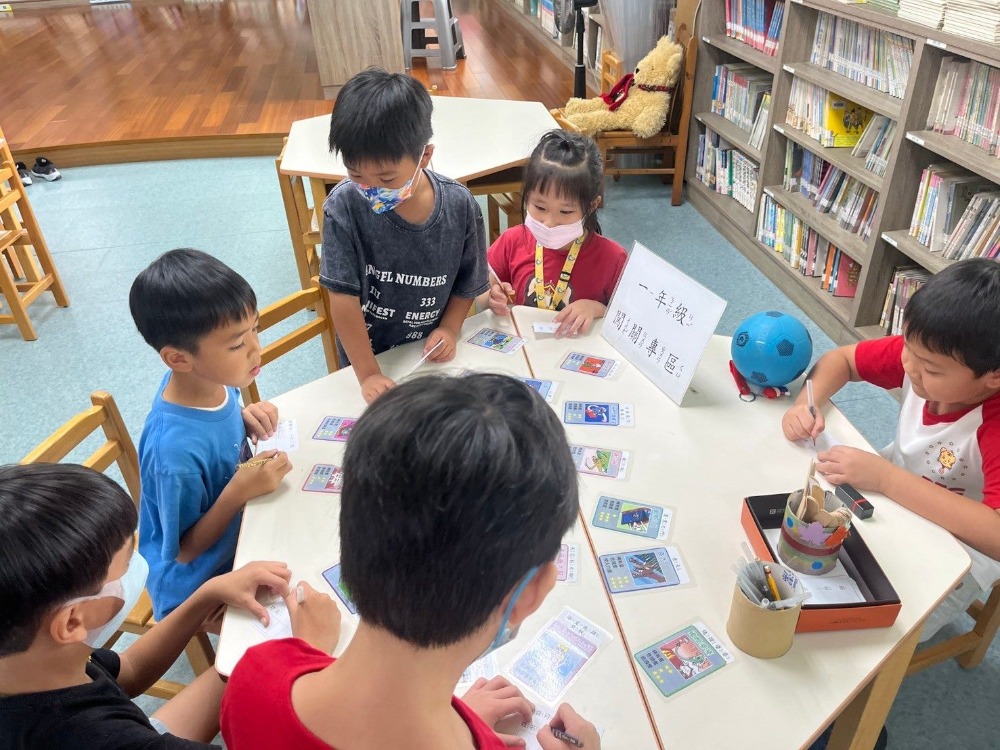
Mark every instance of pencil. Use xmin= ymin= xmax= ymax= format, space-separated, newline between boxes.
xmin=551 ymin=727 xmax=584 ymax=747
xmin=763 ymin=564 xmax=781 ymax=603
xmin=806 ymin=379 xmax=816 ymax=418
xmin=235 ymin=455 xmax=275 ymax=470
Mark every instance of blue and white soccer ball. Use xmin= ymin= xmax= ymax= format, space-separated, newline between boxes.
xmin=731 ymin=311 xmax=813 ymax=388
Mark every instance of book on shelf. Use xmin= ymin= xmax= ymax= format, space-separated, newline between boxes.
xmin=943 ymin=0 xmax=1000 ymax=44
xmin=926 ymin=57 xmax=1000 ymax=156
xmin=724 ymin=0 xmax=784 ymax=57
xmin=939 ymin=189 xmax=1000 ymax=260
xmin=749 ymin=93 xmax=771 ymax=150
xmin=880 ymin=267 xmax=930 ymax=335
xmin=786 ymin=77 xmax=874 ymax=148
xmin=908 ymin=164 xmax=994 ymax=253
xmin=697 ymin=128 xmax=760 ymax=211
xmin=810 ymin=13 xmax=914 ymax=99
xmin=898 ymin=0 xmax=946 ymax=30
xmin=712 ymin=63 xmax=774 ymax=134
xmin=850 ymin=116 xmax=896 ymax=178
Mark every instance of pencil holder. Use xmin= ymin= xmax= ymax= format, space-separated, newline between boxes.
xmin=726 ymin=563 xmax=804 ymax=658
xmin=777 ymin=485 xmax=852 ymax=575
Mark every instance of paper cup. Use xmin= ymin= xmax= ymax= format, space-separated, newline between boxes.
xmin=726 ymin=563 xmax=803 ymax=658
xmin=777 ymin=488 xmax=848 ymax=575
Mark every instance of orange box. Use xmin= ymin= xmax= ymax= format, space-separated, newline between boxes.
xmin=741 ymin=494 xmax=901 ymax=632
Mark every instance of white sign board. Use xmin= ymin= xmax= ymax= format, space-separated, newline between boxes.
xmin=601 ymin=242 xmax=727 ymax=405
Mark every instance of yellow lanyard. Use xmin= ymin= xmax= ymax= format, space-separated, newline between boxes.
xmin=534 ymin=235 xmax=585 ymax=310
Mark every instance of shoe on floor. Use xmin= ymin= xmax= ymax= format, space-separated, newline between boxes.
xmin=30 ymin=157 xmax=61 ymax=182
xmin=15 ymin=162 xmax=32 ymax=185
xmin=809 ymin=724 xmax=888 ymax=750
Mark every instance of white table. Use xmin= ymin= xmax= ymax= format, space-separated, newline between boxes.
xmin=217 ymin=311 xmax=660 ymax=749
xmin=509 ymin=306 xmax=971 ymax=750
xmin=279 ymin=97 xmax=559 ymax=193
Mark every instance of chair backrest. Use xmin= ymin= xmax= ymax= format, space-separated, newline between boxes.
xmin=20 ymin=391 xmax=141 ymax=506
xmin=241 ymin=278 xmax=340 ymax=404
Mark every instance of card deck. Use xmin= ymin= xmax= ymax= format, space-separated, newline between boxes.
xmin=598 ymin=546 xmax=689 ymax=593
xmin=303 ymin=464 xmax=343 ymax=493
xmin=531 ymin=322 xmax=561 ymax=337
xmin=559 ymin=352 xmax=620 ymax=378
xmin=506 ymin=608 xmax=611 ymax=704
xmin=516 ymin=376 xmax=559 ymax=403
xmin=569 ymin=445 xmax=630 ymax=479
xmin=321 ymin=564 xmax=358 ymax=615
xmin=592 ymin=496 xmax=672 ymax=540
xmin=467 ymin=327 xmax=525 ymax=354
xmin=634 ymin=622 xmax=734 ymax=699
xmin=313 ymin=416 xmax=357 ymax=442
xmin=555 ymin=543 xmax=579 ymax=584
xmin=563 ymin=401 xmax=635 ymax=427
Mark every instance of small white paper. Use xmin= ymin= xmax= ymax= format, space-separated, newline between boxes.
xmin=532 ymin=322 xmax=562 ymax=336
xmin=255 ymin=419 xmax=299 ymax=453
xmin=251 ymin=597 xmax=293 ymax=640
xmin=814 ymin=429 xmax=844 ymax=454
xmin=495 ymin=704 xmax=605 ymax=750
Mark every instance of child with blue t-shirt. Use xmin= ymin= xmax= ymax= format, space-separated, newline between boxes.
xmin=129 ymin=248 xmax=293 ymax=620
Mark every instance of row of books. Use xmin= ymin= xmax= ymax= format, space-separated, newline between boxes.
xmin=850 ymin=115 xmax=897 ymax=178
xmin=879 ymin=268 xmax=929 ymax=335
xmin=712 ymin=63 xmax=773 ymax=134
xmin=810 ymin=13 xmax=914 ymax=99
xmin=757 ymin=194 xmax=862 ymax=297
xmin=938 ymin=189 xmax=1000 ymax=259
xmin=786 ymin=77 xmax=874 ymax=148
xmin=724 ymin=0 xmax=784 ymax=57
xmin=908 ymin=164 xmax=994 ymax=252
xmin=943 ymin=0 xmax=1000 ymax=44
xmin=782 ymin=141 xmax=880 ymax=239
xmin=695 ymin=128 xmax=760 ymax=211
xmin=897 ymin=0 xmax=946 ymax=29
xmin=748 ymin=93 xmax=771 ymax=151
xmin=926 ymin=57 xmax=1000 ymax=157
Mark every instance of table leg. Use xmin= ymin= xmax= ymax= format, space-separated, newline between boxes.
xmin=826 ymin=626 xmax=921 ymax=750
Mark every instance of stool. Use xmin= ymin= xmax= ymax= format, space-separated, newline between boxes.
xmin=487 ymin=192 xmax=522 ymax=243
xmin=402 ymin=0 xmax=465 ymax=70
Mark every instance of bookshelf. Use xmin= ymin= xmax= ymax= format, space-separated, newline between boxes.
xmin=687 ymin=0 xmax=1000 ymax=345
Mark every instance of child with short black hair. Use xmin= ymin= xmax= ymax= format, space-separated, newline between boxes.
xmin=220 ymin=374 xmax=603 ymax=749
xmin=321 ymin=67 xmax=489 ymax=404
xmin=486 ymin=130 xmax=627 ymax=337
xmin=0 ymin=462 xmax=297 ymax=748
xmin=130 ymin=248 xmax=292 ymax=621
xmin=783 ymin=258 xmax=1000 ymax=637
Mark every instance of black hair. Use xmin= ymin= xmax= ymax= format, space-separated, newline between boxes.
xmin=129 ymin=248 xmax=257 ymax=353
xmin=339 ymin=373 xmax=579 ymax=647
xmin=903 ymin=258 xmax=1000 ymax=377
xmin=328 ymin=68 xmax=433 ymax=165
xmin=521 ymin=130 xmax=604 ymax=233
xmin=0 ymin=463 xmax=137 ymax=657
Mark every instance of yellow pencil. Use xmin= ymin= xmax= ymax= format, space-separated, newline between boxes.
xmin=763 ymin=564 xmax=781 ymax=602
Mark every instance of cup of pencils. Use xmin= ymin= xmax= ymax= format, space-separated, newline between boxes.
xmin=726 ymin=554 xmax=808 ymax=659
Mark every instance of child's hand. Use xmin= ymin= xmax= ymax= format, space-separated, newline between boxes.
xmin=537 ymin=704 xmax=601 ymax=750
xmin=782 ymin=403 xmax=825 ymax=442
xmin=489 ymin=282 xmax=515 ymax=317
xmin=553 ymin=299 xmax=606 ymax=337
xmin=361 ymin=373 xmax=395 ymax=404
xmin=287 ymin=581 xmax=342 ymax=654
xmin=817 ymin=446 xmax=893 ymax=493
xmin=461 ymin=676 xmax=534 ymax=746
xmin=425 ymin=327 xmax=457 ymax=362
xmin=206 ymin=561 xmax=292 ymax=626
xmin=230 ymin=450 xmax=292 ymax=502
xmin=242 ymin=401 xmax=278 ymax=441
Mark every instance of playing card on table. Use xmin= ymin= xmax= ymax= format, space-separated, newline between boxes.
xmin=516 ymin=376 xmax=559 ymax=403
xmin=634 ymin=621 xmax=733 ymax=699
xmin=254 ymin=419 xmax=299 ymax=452
xmin=559 ymin=352 xmax=620 ymax=378
xmin=598 ymin=546 xmax=688 ymax=594
xmin=563 ymin=401 xmax=635 ymax=427
xmin=555 ymin=543 xmax=579 ymax=584
xmin=569 ymin=444 xmax=630 ymax=479
xmin=321 ymin=563 xmax=357 ymax=615
xmin=313 ymin=416 xmax=356 ymax=442
xmin=505 ymin=607 xmax=611 ymax=704
xmin=303 ymin=464 xmax=343 ymax=493
xmin=467 ymin=327 xmax=525 ymax=354
xmin=592 ymin=496 xmax=672 ymax=540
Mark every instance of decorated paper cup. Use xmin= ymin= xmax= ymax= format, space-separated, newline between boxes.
xmin=777 ymin=488 xmax=850 ymax=575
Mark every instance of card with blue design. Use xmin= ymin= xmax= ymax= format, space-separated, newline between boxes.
xmin=313 ymin=416 xmax=356 ymax=442
xmin=559 ymin=352 xmax=620 ymax=378
xmin=516 ymin=376 xmax=559 ymax=403
xmin=563 ymin=401 xmax=634 ymax=427
xmin=592 ymin=496 xmax=672 ymax=540
xmin=634 ymin=621 xmax=734 ymax=699
xmin=598 ymin=546 xmax=688 ymax=594
xmin=302 ymin=464 xmax=343 ymax=493
xmin=467 ymin=327 xmax=525 ymax=354
xmin=321 ymin=564 xmax=357 ymax=615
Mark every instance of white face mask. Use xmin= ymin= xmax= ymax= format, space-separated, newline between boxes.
xmin=524 ymin=213 xmax=585 ymax=249
xmin=63 ymin=552 xmax=149 ymax=649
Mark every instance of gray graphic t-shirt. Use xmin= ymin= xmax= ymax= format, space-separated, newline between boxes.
xmin=319 ymin=169 xmax=488 ymax=358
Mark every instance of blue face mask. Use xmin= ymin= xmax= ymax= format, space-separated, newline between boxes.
xmin=63 ymin=552 xmax=149 ymax=648
xmin=478 ymin=566 xmax=539 ymax=660
xmin=352 ymin=152 xmax=426 ymax=215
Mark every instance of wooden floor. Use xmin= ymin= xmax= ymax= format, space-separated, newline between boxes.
xmin=0 ymin=0 xmax=577 ymax=161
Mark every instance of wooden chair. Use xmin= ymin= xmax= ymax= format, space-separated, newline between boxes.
xmin=20 ymin=391 xmax=215 ymax=700
xmin=591 ymin=25 xmax=697 ymax=207
xmin=907 ymin=581 xmax=1000 ymax=675
xmin=241 ymin=278 xmax=340 ymax=404
xmin=486 ymin=192 xmax=523 ymax=243
xmin=0 ymin=126 xmax=69 ymax=340
xmin=276 ymin=138 xmax=322 ymax=294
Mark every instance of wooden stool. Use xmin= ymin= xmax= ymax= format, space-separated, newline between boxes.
xmin=0 ymin=126 xmax=69 ymax=340
xmin=486 ymin=192 xmax=522 ymax=243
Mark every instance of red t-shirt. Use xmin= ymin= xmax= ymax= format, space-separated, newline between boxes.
xmin=487 ymin=225 xmax=627 ymax=309
xmin=220 ymin=638 xmax=506 ymax=750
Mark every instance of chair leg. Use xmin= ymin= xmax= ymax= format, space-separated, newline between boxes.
xmin=957 ymin=585 xmax=1000 ymax=669
xmin=185 ymin=632 xmax=216 ymax=676
xmin=434 ymin=0 xmax=457 ymax=69
xmin=401 ymin=0 xmax=414 ymax=69
xmin=487 ymin=194 xmax=501 ymax=243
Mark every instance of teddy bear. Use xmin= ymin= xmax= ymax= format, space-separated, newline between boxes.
xmin=562 ymin=35 xmax=683 ymax=139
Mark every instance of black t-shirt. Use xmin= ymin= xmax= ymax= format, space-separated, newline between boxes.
xmin=0 ymin=649 xmax=219 ymax=750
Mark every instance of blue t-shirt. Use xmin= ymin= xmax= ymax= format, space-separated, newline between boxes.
xmin=138 ymin=373 xmax=246 ymax=619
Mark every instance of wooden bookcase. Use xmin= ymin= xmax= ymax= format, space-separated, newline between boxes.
xmin=686 ymin=0 xmax=1000 ymax=345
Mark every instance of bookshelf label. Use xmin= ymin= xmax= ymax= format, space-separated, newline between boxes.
xmin=905 ymin=133 xmax=925 ymax=147
xmin=882 ymin=234 xmax=898 ymax=248
xmin=703 ymin=35 xmax=711 ymax=44
xmin=773 ymin=124 xmax=785 ymax=134
xmin=783 ymin=65 xmax=795 ymax=74
xmin=926 ymin=39 xmax=946 ymax=50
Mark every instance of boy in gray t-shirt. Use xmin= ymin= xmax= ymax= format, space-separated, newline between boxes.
xmin=320 ymin=69 xmax=488 ymax=404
